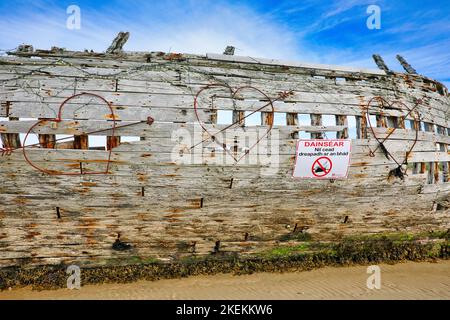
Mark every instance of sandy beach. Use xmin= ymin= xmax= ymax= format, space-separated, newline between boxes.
xmin=0 ymin=261 xmax=449 ymax=300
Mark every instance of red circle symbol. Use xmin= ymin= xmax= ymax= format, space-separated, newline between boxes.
xmin=312 ymin=156 xmax=333 ymax=177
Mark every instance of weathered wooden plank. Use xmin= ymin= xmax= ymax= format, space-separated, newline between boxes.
xmin=3 ymin=79 xmax=447 ymax=119
xmin=182 ymin=70 xmax=449 ymax=108
xmin=205 ymin=53 xmax=386 ymax=75
xmin=2 ymin=76 xmax=117 ymax=92
xmin=1 ymin=54 xmax=446 ymax=107
xmin=2 ymin=75 xmax=448 ymax=118
xmin=0 ymin=127 xmax=445 ymax=161
xmin=0 ymin=185 xmax=444 ymax=215
xmin=368 ymin=128 xmax=450 ymax=144
xmin=5 ymin=103 xmax=211 ymax=122
xmin=0 ymin=120 xmax=348 ymax=137
xmin=2 ymin=143 xmax=448 ymax=170
xmin=1 ymin=66 xmax=448 ymax=127
xmin=0 ymin=154 xmax=432 ymax=183
xmin=0 ymin=166 xmax=432 ymax=195
xmin=0 ymin=63 xmax=181 ymax=81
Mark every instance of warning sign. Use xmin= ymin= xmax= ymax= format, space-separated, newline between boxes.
xmin=293 ymin=140 xmax=351 ymax=179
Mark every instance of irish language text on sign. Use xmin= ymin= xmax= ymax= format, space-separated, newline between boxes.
xmin=293 ymin=140 xmax=351 ymax=179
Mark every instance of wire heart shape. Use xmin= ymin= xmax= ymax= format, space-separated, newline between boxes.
xmin=193 ymin=84 xmax=282 ymax=163
xmin=22 ymin=92 xmax=117 ymax=175
xmin=365 ymin=96 xmax=422 ymax=178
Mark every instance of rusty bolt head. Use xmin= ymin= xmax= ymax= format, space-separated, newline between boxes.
xmin=147 ymin=116 xmax=155 ymax=125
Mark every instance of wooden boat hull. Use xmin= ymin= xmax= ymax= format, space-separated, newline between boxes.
xmin=0 ymin=50 xmax=448 ymax=267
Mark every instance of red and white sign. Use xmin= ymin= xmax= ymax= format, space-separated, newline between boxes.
xmin=293 ymin=140 xmax=351 ymax=179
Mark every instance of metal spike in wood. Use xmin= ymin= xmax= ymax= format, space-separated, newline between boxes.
xmin=372 ymin=54 xmax=392 ymax=74
xmin=396 ymin=55 xmax=417 ymax=74
xmin=106 ymin=32 xmax=130 ymax=54
xmin=223 ymin=46 xmax=235 ymax=56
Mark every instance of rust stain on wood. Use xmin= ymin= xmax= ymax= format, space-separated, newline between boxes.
xmin=80 ymin=182 xmax=98 ymax=187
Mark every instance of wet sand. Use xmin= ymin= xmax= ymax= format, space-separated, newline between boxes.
xmin=1 ymin=261 xmax=449 ymax=300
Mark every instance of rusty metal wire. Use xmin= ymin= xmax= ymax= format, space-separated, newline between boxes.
xmin=365 ymin=96 xmax=422 ymax=178
xmin=1 ymin=92 xmax=153 ymax=176
xmin=0 ymin=146 xmax=13 ymax=156
xmin=190 ymin=83 xmax=293 ymax=163
xmin=21 ymin=92 xmax=117 ymax=175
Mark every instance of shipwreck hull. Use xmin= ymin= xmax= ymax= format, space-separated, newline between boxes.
xmin=0 ymin=47 xmax=449 ymax=268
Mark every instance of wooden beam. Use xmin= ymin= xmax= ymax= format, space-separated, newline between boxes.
xmin=261 ymin=112 xmax=273 ymax=126
xmin=433 ymin=162 xmax=440 ymax=184
xmin=73 ymin=134 xmax=89 ymax=150
xmin=38 ymin=134 xmax=56 ymax=149
xmin=423 ymin=122 xmax=436 ymax=184
xmin=398 ymin=116 xmax=406 ymax=129
xmin=387 ymin=116 xmax=400 ymax=128
xmin=206 ymin=53 xmax=386 ymax=75
xmin=232 ymin=111 xmax=245 ymax=127
xmin=376 ymin=115 xmax=387 ymax=128
xmin=210 ymin=96 xmax=217 ymax=124
xmin=107 ymin=136 xmax=121 ymax=150
xmin=310 ymin=114 xmax=323 ymax=139
xmin=38 ymin=118 xmax=55 ymax=149
xmin=355 ymin=115 xmax=367 ymax=139
xmin=411 ymin=119 xmax=421 ymax=174
xmin=286 ymin=113 xmax=299 ymax=139
xmin=223 ymin=46 xmax=235 ymax=56
xmin=106 ymin=32 xmax=130 ymax=54
xmin=437 ymin=126 xmax=449 ymax=183
xmin=336 ymin=115 xmax=348 ymax=139
xmin=396 ymin=55 xmax=417 ymax=75
xmin=372 ymin=54 xmax=392 ymax=74
xmin=0 ymin=117 xmax=21 ymax=149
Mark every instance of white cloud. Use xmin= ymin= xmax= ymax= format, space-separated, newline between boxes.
xmin=0 ymin=1 xmax=306 ymax=61
xmin=341 ymin=41 xmax=450 ymax=84
xmin=0 ymin=0 xmax=448 ymax=87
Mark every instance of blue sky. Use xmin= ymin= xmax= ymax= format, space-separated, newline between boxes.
xmin=0 ymin=0 xmax=449 ymax=87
